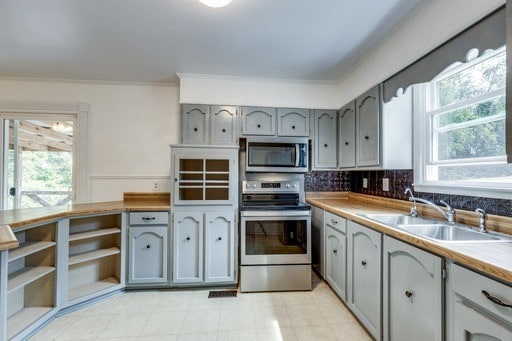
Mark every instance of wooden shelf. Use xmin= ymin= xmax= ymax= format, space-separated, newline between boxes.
xmin=8 ymin=266 xmax=55 ymax=293
xmin=68 ymin=247 xmax=120 ymax=266
xmin=68 ymin=277 xmax=119 ymax=301
xmin=7 ymin=307 xmax=53 ymax=340
xmin=69 ymin=228 xmax=121 ymax=242
xmin=8 ymin=241 xmax=56 ymax=263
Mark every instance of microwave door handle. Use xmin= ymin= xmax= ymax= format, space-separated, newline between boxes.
xmin=295 ymin=144 xmax=300 ymax=167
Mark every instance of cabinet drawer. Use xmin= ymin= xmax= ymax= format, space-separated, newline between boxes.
xmin=325 ymin=211 xmax=346 ymax=233
xmin=130 ymin=212 xmax=169 ymax=225
xmin=452 ymin=263 xmax=512 ymax=325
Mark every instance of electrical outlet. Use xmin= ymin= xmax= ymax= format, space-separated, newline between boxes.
xmin=363 ymin=178 xmax=368 ymax=188
xmin=383 ymin=178 xmax=390 ymax=191
xmin=152 ymin=181 xmax=160 ymax=192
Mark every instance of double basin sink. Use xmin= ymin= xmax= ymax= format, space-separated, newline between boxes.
xmin=359 ymin=213 xmax=512 ymax=243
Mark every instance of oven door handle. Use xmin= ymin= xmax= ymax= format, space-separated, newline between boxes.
xmin=295 ymin=144 xmax=300 ymax=167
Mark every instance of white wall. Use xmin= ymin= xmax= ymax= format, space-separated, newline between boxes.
xmin=336 ymin=0 xmax=505 ymax=106
xmin=179 ymin=73 xmax=340 ymax=109
xmin=0 ymin=79 xmax=180 ymax=202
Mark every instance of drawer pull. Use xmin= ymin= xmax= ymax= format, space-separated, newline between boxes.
xmin=482 ymin=290 xmax=512 ymax=308
xmin=142 ymin=217 xmax=156 ymax=221
xmin=405 ymin=290 xmax=413 ymax=298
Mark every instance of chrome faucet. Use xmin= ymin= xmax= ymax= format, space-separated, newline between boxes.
xmin=475 ymin=208 xmax=488 ymax=233
xmin=404 ymin=188 xmax=418 ymax=217
xmin=414 ymin=197 xmax=456 ymax=224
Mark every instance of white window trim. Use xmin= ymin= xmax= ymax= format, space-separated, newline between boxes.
xmin=0 ymin=101 xmax=90 ymax=205
xmin=412 ymin=53 xmax=511 ymax=200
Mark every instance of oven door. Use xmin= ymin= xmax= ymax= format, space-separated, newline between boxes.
xmin=241 ymin=212 xmax=311 ymax=265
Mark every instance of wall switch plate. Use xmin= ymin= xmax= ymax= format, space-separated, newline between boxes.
xmin=152 ymin=181 xmax=160 ymax=192
xmin=383 ymin=178 xmax=390 ymax=191
xmin=363 ymin=178 xmax=368 ymax=188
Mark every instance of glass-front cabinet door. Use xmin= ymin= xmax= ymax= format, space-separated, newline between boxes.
xmin=171 ymin=146 xmax=238 ymax=206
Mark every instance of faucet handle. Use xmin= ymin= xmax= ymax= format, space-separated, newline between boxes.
xmin=439 ymin=200 xmax=454 ymax=212
xmin=475 ymin=208 xmax=487 ymax=233
xmin=475 ymin=208 xmax=487 ymax=217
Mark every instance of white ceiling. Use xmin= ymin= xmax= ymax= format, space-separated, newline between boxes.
xmin=0 ymin=0 xmax=425 ymax=84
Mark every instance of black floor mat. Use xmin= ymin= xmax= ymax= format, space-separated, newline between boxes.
xmin=208 ymin=290 xmax=237 ymax=298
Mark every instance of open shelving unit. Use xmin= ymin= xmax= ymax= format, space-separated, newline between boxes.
xmin=6 ymin=222 xmax=57 ymax=340
xmin=67 ymin=213 xmax=123 ymax=302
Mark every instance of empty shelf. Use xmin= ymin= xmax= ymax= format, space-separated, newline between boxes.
xmin=69 ymin=228 xmax=121 ymax=242
xmin=68 ymin=247 xmax=120 ymax=266
xmin=8 ymin=241 xmax=56 ymax=262
xmin=8 ymin=266 xmax=55 ymax=293
xmin=68 ymin=277 xmax=119 ymax=301
xmin=7 ymin=307 xmax=53 ymax=340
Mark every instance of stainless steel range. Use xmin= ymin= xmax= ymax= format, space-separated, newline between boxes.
xmin=240 ymin=179 xmax=311 ymax=292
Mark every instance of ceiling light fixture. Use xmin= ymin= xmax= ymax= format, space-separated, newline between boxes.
xmin=198 ymin=0 xmax=232 ymax=8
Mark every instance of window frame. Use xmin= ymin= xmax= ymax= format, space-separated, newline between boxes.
xmin=413 ymin=47 xmax=512 ymax=199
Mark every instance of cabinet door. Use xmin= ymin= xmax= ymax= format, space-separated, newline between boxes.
xmin=173 ymin=211 xmax=203 ymax=283
xmin=383 ymin=236 xmax=443 ymax=341
xmin=356 ymin=86 xmax=380 ymax=167
xmin=128 ymin=226 xmax=168 ymax=284
xmin=277 ymin=108 xmax=310 ymax=137
xmin=182 ymin=104 xmax=209 ymax=145
xmin=338 ymin=101 xmax=356 ymax=168
xmin=313 ymin=110 xmax=337 ymax=169
xmin=210 ymin=106 xmax=237 ymax=145
xmin=204 ymin=211 xmax=235 ymax=283
xmin=347 ymin=221 xmax=382 ymax=340
xmin=325 ymin=225 xmax=347 ymax=301
xmin=242 ymin=106 xmax=276 ymax=135
xmin=454 ymin=299 xmax=512 ymax=341
xmin=311 ymin=206 xmax=324 ymax=278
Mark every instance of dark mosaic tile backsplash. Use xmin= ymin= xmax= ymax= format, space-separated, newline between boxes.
xmin=305 ymin=169 xmax=512 ymax=217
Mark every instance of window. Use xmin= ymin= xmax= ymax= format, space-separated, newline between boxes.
xmin=414 ymin=46 xmax=512 ymax=198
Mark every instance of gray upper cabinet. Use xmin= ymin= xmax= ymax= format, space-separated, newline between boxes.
xmin=182 ymin=104 xmax=237 ymax=145
xmin=313 ymin=110 xmax=337 ymax=169
xmin=277 ymin=108 xmax=310 ymax=137
xmin=383 ymin=236 xmax=443 ymax=341
xmin=210 ymin=106 xmax=237 ymax=145
xmin=338 ymin=101 xmax=356 ymax=168
xmin=356 ymin=85 xmax=380 ymax=167
xmin=182 ymin=104 xmax=209 ymax=145
xmin=242 ymin=106 xmax=276 ymax=136
xmin=347 ymin=221 xmax=382 ymax=340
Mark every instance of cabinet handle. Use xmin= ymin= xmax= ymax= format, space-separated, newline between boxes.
xmin=146 ymin=244 xmax=151 ymax=249
xmin=333 ymin=249 xmax=337 ymax=254
xmin=142 ymin=217 xmax=156 ymax=221
xmin=365 ymin=136 xmax=370 ymax=140
xmin=257 ymin=124 xmax=261 ymax=128
xmin=482 ymin=290 xmax=512 ymax=308
xmin=292 ymin=125 xmax=296 ymax=129
xmin=217 ymin=237 xmax=222 ymax=241
xmin=405 ymin=290 xmax=413 ymax=298
xmin=345 ymin=142 xmax=349 ymax=146
xmin=324 ymin=144 xmax=328 ymax=148
xmin=222 ymin=129 xmax=226 ymax=133
xmin=186 ymin=237 xmax=190 ymax=241
xmin=361 ymin=260 xmax=367 ymax=266
xmin=194 ymin=128 xmax=198 ymax=132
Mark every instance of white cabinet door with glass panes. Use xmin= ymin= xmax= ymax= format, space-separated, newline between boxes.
xmin=171 ymin=146 xmax=238 ymax=206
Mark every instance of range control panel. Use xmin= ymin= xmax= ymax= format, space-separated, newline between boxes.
xmin=242 ymin=180 xmax=299 ymax=193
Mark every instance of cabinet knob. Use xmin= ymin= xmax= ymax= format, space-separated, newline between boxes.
xmin=324 ymin=144 xmax=328 ymax=148
xmin=146 ymin=244 xmax=151 ymax=249
xmin=186 ymin=237 xmax=190 ymax=241
xmin=217 ymin=237 xmax=222 ymax=241
xmin=292 ymin=125 xmax=296 ymax=129
xmin=345 ymin=142 xmax=349 ymax=146
xmin=194 ymin=128 xmax=198 ymax=132
xmin=222 ymin=129 xmax=226 ymax=133
xmin=405 ymin=290 xmax=413 ymax=298
xmin=365 ymin=136 xmax=370 ymax=140
xmin=361 ymin=260 xmax=367 ymax=266
xmin=333 ymin=249 xmax=337 ymax=254
xmin=257 ymin=124 xmax=261 ymax=128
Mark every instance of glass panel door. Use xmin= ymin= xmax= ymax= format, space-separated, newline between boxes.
xmin=2 ymin=118 xmax=74 ymax=209
xmin=245 ymin=219 xmax=308 ymax=255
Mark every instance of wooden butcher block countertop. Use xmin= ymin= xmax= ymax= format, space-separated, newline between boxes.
xmin=307 ymin=192 xmax=512 ymax=285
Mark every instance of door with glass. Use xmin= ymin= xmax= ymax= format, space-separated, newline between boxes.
xmin=1 ymin=117 xmax=75 ymax=209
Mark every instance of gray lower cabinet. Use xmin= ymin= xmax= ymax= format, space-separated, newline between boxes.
xmin=172 ymin=209 xmax=236 ymax=285
xmin=242 ymin=106 xmax=276 ymax=136
xmin=347 ymin=221 xmax=382 ymax=340
xmin=277 ymin=108 xmax=310 ymax=137
xmin=313 ymin=109 xmax=337 ymax=169
xmin=448 ymin=263 xmax=512 ymax=341
xmin=128 ymin=226 xmax=168 ymax=285
xmin=383 ymin=236 xmax=443 ymax=341
xmin=324 ymin=212 xmax=347 ymax=301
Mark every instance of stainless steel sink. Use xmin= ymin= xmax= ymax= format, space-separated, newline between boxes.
xmin=359 ymin=213 xmax=512 ymax=243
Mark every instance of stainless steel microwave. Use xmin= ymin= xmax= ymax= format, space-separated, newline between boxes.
xmin=246 ymin=137 xmax=309 ymax=173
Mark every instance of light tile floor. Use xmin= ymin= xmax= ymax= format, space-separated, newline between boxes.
xmin=30 ymin=273 xmax=371 ymax=341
